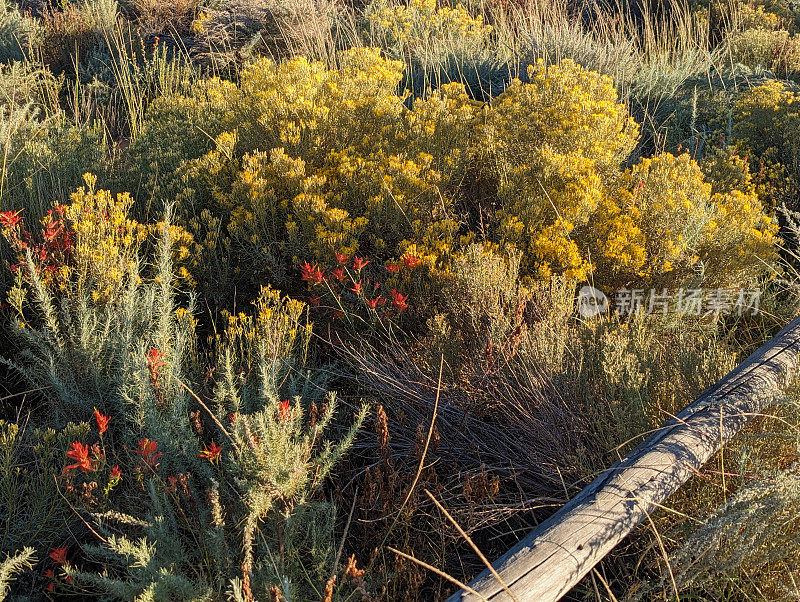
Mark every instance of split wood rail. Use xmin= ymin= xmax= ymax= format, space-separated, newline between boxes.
xmin=447 ymin=317 xmax=800 ymax=602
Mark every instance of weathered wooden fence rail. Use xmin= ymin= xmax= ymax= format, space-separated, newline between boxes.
xmin=447 ymin=317 xmax=800 ymax=602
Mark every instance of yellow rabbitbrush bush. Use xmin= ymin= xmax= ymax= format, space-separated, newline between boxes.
xmin=367 ymin=0 xmax=493 ymax=59
xmin=179 ymin=48 xmax=476 ymax=297
xmin=630 ymin=153 xmax=777 ymax=285
xmin=480 ymin=59 xmax=776 ymax=286
xmin=481 ymin=59 xmax=640 ymax=280
xmin=135 ymin=51 xmax=777 ymax=305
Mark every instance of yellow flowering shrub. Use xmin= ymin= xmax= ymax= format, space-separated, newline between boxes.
xmin=367 ymin=0 xmax=493 ymax=59
xmin=60 ymin=174 xmax=145 ymax=303
xmin=175 ymin=49 xmax=475 ymax=300
xmin=481 ymin=59 xmax=639 ymax=280
xmin=629 ymin=153 xmax=776 ymax=284
xmin=729 ymin=80 xmax=800 ymax=209
xmin=476 ymin=60 xmax=775 ymax=287
xmin=3 ymin=174 xmax=197 ymax=311
xmin=733 ymin=80 xmax=800 ymax=164
xmin=214 ymin=285 xmax=308 ymax=382
xmin=729 ymin=28 xmax=800 ymax=76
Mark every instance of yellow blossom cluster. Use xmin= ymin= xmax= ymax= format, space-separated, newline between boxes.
xmin=367 ymin=0 xmax=493 ymax=58
xmin=179 ymin=48 xmax=475 ymax=291
xmin=133 ymin=51 xmax=776 ymax=299
xmin=480 ymin=59 xmax=639 ymax=280
xmin=480 ymin=60 xmax=775 ymax=286
xmin=214 ymin=286 xmax=308 ymax=379
xmin=61 ymin=173 xmax=146 ymax=303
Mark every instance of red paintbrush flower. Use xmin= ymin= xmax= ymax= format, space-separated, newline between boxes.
xmin=366 ymin=296 xmax=384 ymax=309
xmin=350 ymin=280 xmax=363 ymax=295
xmin=135 ymin=439 xmax=162 ymax=468
xmin=390 ymin=289 xmax=409 ymax=313
xmin=43 ymin=220 xmax=62 ymax=243
xmin=331 ymin=268 xmax=345 ymax=282
xmin=197 ymin=441 xmax=222 ymax=462
xmin=352 ymin=256 xmax=370 ymax=271
xmin=335 ymin=251 xmax=349 ymax=265
xmin=110 ymin=465 xmax=121 ymax=480
xmin=300 ymin=262 xmax=325 ymax=284
xmin=0 ymin=210 xmax=20 ymax=229
xmin=402 ymin=255 xmax=421 ymax=269
xmin=94 ymin=408 xmax=110 ymax=435
xmin=278 ymin=399 xmax=291 ymax=420
xmin=386 ymin=262 xmax=400 ymax=274
xmin=65 ymin=442 xmax=93 ymax=472
xmin=49 ymin=547 xmax=68 ymax=565
xmin=147 ymin=348 xmax=166 ymax=370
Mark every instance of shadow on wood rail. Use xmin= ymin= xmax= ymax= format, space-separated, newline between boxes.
xmin=447 ymin=317 xmax=800 ymax=602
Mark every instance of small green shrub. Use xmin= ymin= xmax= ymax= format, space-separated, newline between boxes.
xmin=0 ymin=0 xmax=39 ymax=64
xmin=0 ymin=420 xmax=89 ymax=558
xmin=728 ymin=27 xmax=800 ymax=77
xmin=0 ymin=547 xmax=35 ymax=598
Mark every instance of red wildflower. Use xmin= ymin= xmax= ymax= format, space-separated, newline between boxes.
xmin=135 ymin=439 xmax=162 ymax=468
xmin=366 ymin=296 xmax=384 ymax=309
xmin=0 ymin=210 xmax=20 ymax=229
xmin=65 ymin=441 xmax=93 ymax=472
xmin=352 ymin=256 xmax=370 ymax=271
xmin=402 ymin=255 xmax=421 ymax=269
xmin=332 ymin=309 xmax=345 ymax=320
xmin=335 ymin=251 xmax=349 ymax=265
xmin=308 ymin=295 xmax=321 ymax=307
xmin=386 ymin=262 xmax=400 ymax=274
xmin=147 ymin=348 xmax=166 ymax=370
xmin=110 ymin=465 xmax=122 ymax=480
xmin=635 ymin=180 xmax=645 ymax=190
xmin=94 ymin=408 xmax=110 ymax=435
xmin=278 ymin=399 xmax=291 ymax=420
xmin=43 ymin=220 xmax=62 ymax=243
xmin=390 ymin=289 xmax=409 ymax=313
xmin=228 ymin=412 xmax=237 ymax=423
xmin=350 ymin=280 xmax=363 ymax=295
xmin=300 ymin=262 xmax=325 ymax=284
xmin=44 ymin=570 xmax=53 ymax=578
xmin=197 ymin=441 xmax=222 ymax=462
xmin=331 ymin=268 xmax=346 ymax=282
xmin=49 ymin=548 xmax=68 ymax=565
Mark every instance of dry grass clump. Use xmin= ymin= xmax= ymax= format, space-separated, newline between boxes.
xmin=134 ymin=0 xmax=200 ymax=34
xmin=189 ymin=0 xmax=341 ymax=69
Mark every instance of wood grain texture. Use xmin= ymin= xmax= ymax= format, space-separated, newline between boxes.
xmin=447 ymin=317 xmax=800 ymax=602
